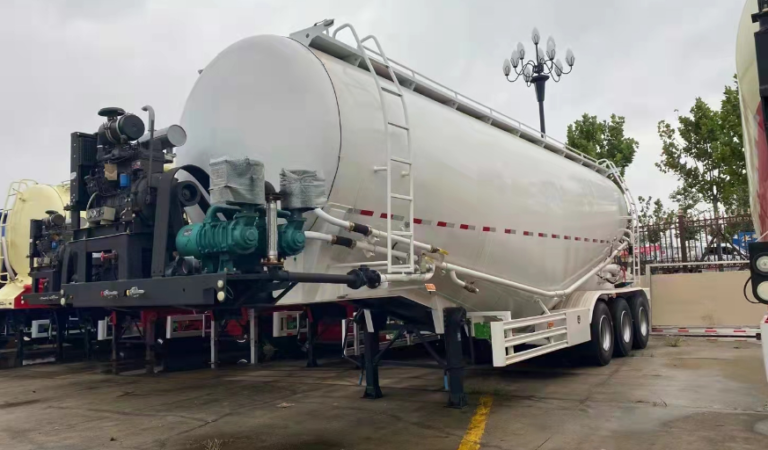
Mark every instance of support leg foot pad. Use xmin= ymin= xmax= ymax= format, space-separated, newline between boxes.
xmin=362 ymin=387 xmax=383 ymax=399
xmin=447 ymin=393 xmax=468 ymax=409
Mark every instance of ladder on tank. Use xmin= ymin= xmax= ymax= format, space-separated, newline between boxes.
xmin=331 ymin=24 xmax=416 ymax=274
xmin=0 ymin=179 xmax=36 ymax=284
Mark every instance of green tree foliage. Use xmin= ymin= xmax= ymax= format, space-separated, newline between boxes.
xmin=637 ymin=196 xmax=700 ymax=248
xmin=656 ymin=78 xmax=749 ymax=217
xmin=637 ymin=196 xmax=674 ymax=245
xmin=566 ymin=114 xmax=639 ymax=176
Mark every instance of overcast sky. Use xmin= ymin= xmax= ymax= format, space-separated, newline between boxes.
xmin=0 ymin=0 xmax=746 ymax=208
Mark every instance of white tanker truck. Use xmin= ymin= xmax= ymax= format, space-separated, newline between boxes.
xmin=176 ymin=19 xmax=650 ymax=401
xmin=736 ymin=0 xmax=768 ymax=382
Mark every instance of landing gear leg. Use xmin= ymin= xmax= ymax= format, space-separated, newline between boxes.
xmin=306 ymin=308 xmax=319 ymax=368
xmin=445 ymin=307 xmax=468 ymax=409
xmin=54 ymin=309 xmax=66 ymax=363
xmin=362 ymin=309 xmax=383 ymax=399
xmin=210 ymin=312 xmax=219 ymax=369
xmin=14 ymin=314 xmax=24 ymax=368
xmin=82 ymin=315 xmax=92 ymax=360
xmin=144 ymin=312 xmax=156 ymax=375
xmin=111 ymin=311 xmax=124 ymax=375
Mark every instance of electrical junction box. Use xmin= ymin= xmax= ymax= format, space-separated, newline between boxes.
xmin=30 ymin=320 xmax=51 ymax=339
xmin=272 ymin=311 xmax=304 ymax=337
xmin=473 ymin=322 xmax=491 ymax=340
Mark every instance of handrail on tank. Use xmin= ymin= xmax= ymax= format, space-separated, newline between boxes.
xmin=297 ymin=21 xmax=609 ymax=175
xmin=358 ymin=44 xmax=606 ymax=172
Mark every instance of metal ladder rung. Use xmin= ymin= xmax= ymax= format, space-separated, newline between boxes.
xmin=341 ymin=25 xmax=414 ymax=275
xmin=390 ymin=157 xmax=412 ymax=165
xmin=387 ymin=122 xmax=409 ymax=131
xmin=381 ymin=86 xmax=402 ymax=97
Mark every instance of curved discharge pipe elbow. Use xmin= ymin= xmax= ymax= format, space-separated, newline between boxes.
xmin=449 ymin=270 xmax=479 ymax=294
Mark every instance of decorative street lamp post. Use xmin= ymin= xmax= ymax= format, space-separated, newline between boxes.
xmin=502 ymin=28 xmax=575 ymax=135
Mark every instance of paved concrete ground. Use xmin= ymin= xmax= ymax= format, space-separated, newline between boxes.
xmin=0 ymin=337 xmax=766 ymax=450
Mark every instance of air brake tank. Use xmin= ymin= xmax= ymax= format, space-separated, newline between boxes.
xmin=177 ymin=31 xmax=628 ymax=314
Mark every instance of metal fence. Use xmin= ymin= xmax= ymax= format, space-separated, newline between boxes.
xmin=636 ymin=213 xmax=755 ymax=275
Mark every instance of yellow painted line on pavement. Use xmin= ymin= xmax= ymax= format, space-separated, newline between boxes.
xmin=457 ymin=395 xmax=493 ymax=450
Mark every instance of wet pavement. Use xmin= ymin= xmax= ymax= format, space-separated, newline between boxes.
xmin=0 ymin=337 xmax=766 ymax=450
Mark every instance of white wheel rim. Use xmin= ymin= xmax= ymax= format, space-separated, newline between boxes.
xmin=638 ymin=306 xmax=648 ymax=337
xmin=599 ymin=315 xmax=612 ymax=351
xmin=621 ymin=310 xmax=632 ymax=343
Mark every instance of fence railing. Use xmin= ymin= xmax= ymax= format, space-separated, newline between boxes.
xmin=636 ymin=213 xmax=754 ymax=275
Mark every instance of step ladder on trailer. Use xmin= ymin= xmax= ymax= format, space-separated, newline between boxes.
xmin=0 ymin=179 xmax=36 ymax=284
xmin=469 ymin=308 xmax=591 ymax=367
xmin=294 ymin=20 xmax=416 ymax=274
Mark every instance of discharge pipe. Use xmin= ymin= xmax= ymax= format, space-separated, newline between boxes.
xmin=305 ymin=231 xmax=409 ymax=260
xmin=141 ymin=105 xmax=155 ymax=188
xmin=313 ymin=209 xmax=629 ymax=297
xmin=435 ymin=240 xmax=629 ymax=298
xmin=313 ymin=208 xmax=445 ymax=254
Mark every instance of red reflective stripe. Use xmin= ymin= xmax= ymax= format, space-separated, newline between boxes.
xmin=460 ymin=224 xmax=469 ymax=230
xmin=593 ymin=239 xmax=598 ymax=243
xmin=379 ymin=213 xmax=387 ymax=219
xmin=504 ymin=229 xmax=513 ymax=234
xmin=437 ymin=221 xmax=448 ymax=227
xmin=733 ymin=329 xmax=747 ymax=333
xmin=523 ymin=231 xmax=532 ymax=236
xmin=482 ymin=226 xmax=491 ymax=232
xmin=360 ymin=210 xmax=374 ymax=217
xmin=551 ymin=234 xmax=559 ymax=239
xmin=575 ymin=237 xmax=581 ymax=241
xmin=678 ymin=328 xmax=689 ymax=333
xmin=538 ymin=233 xmax=546 ymax=237
xmin=704 ymin=329 xmax=717 ymax=333
xmin=413 ymin=218 xmax=423 ymax=224
xmin=564 ymin=236 xmax=571 ymax=240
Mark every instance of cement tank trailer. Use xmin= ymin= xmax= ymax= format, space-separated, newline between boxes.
xmin=177 ymin=20 xmax=651 ymax=405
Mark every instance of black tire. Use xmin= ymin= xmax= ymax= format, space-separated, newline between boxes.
xmin=609 ymin=298 xmax=633 ymax=357
xmin=586 ymin=300 xmax=614 ymax=366
xmin=627 ymin=294 xmax=650 ymax=349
